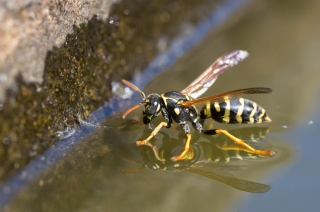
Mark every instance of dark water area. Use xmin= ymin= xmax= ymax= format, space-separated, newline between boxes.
xmin=2 ymin=0 xmax=320 ymax=211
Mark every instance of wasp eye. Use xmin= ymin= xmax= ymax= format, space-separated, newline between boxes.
xmin=146 ymin=105 xmax=155 ymax=115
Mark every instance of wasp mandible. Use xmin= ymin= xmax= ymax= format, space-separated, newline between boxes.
xmin=122 ymin=50 xmax=275 ymax=161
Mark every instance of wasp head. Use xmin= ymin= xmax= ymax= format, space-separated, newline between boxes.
xmin=143 ymin=94 xmax=162 ymax=124
xmin=121 ymin=80 xmax=163 ymax=126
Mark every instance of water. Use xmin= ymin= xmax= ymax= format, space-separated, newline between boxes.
xmin=4 ymin=0 xmax=320 ymax=211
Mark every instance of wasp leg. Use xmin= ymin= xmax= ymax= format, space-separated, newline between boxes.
xmin=216 ymin=143 xmax=257 ymax=154
xmin=204 ymin=129 xmax=275 ymax=156
xmin=136 ymin=122 xmax=168 ymax=161
xmin=136 ymin=122 xmax=168 ymax=145
xmin=171 ymin=133 xmax=192 ymax=161
xmin=171 ymin=122 xmax=193 ymax=161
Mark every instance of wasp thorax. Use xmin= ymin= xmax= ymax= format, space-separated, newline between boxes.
xmin=143 ymin=94 xmax=162 ymax=124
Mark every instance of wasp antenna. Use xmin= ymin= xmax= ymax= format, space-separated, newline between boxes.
xmin=122 ymin=103 xmax=144 ymax=119
xmin=122 ymin=79 xmax=146 ymax=101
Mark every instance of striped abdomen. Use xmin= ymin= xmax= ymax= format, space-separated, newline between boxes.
xmin=200 ymin=97 xmax=271 ymax=124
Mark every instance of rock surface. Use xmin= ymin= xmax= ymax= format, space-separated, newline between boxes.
xmin=0 ymin=0 xmax=118 ymax=101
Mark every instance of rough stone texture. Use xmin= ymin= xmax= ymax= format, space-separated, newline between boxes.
xmin=0 ymin=0 xmax=118 ymax=102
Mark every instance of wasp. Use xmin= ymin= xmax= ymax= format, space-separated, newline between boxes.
xmin=122 ymin=50 xmax=275 ymax=161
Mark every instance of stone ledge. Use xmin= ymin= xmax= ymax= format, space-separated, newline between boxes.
xmin=0 ymin=0 xmax=118 ymax=101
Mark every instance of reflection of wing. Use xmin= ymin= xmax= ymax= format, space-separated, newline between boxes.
xmin=181 ymin=50 xmax=248 ymax=99
xmin=181 ymin=87 xmax=272 ymax=108
xmin=186 ymin=167 xmax=270 ymax=193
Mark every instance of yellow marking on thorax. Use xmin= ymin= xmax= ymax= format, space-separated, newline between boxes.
xmin=161 ymin=94 xmax=168 ymax=107
xmin=193 ymin=116 xmax=200 ymax=123
xmin=174 ymin=108 xmax=180 ymax=115
xmin=191 ymin=105 xmax=198 ymax=114
xmin=161 ymin=94 xmax=178 ymax=107
xmin=156 ymin=103 xmax=161 ymax=112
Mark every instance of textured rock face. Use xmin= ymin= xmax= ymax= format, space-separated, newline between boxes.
xmin=0 ymin=0 xmax=118 ymax=102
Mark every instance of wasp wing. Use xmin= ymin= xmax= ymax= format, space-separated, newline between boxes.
xmin=181 ymin=87 xmax=272 ymax=108
xmin=186 ymin=167 xmax=271 ymax=193
xmin=181 ymin=50 xmax=248 ymax=99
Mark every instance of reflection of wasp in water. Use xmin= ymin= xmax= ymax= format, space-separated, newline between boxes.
xmin=120 ymin=127 xmax=271 ymax=193
xmin=122 ymin=50 xmax=274 ymax=161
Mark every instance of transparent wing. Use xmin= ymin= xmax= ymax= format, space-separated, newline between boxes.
xmin=186 ymin=167 xmax=271 ymax=193
xmin=181 ymin=50 xmax=248 ymax=99
xmin=181 ymin=87 xmax=272 ymax=108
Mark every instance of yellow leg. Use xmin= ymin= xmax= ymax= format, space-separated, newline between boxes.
xmin=136 ymin=122 xmax=168 ymax=145
xmin=136 ymin=122 xmax=168 ymax=161
xmin=171 ymin=133 xmax=192 ymax=161
xmin=215 ymin=129 xmax=275 ymax=156
xmin=216 ymin=143 xmax=256 ymax=154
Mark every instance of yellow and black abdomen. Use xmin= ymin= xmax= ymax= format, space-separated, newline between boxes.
xmin=200 ymin=97 xmax=271 ymax=124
